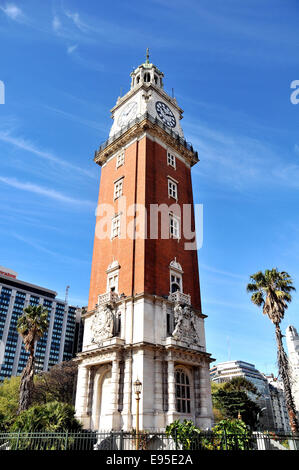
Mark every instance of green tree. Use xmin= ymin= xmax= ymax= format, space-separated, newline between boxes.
xmin=33 ymin=360 xmax=78 ymax=405
xmin=17 ymin=305 xmax=49 ymax=413
xmin=247 ymin=268 xmax=299 ymax=434
xmin=0 ymin=376 xmax=20 ymax=430
xmin=212 ymin=377 xmax=261 ymax=429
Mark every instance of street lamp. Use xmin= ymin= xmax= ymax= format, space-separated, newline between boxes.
xmin=134 ymin=378 xmax=142 ymax=450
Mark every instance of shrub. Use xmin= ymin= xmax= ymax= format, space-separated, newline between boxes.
xmin=10 ymin=401 xmax=82 ymax=432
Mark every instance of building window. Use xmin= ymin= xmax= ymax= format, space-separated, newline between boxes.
xmin=168 ymin=178 xmax=178 ymax=200
xmin=167 ymin=151 xmax=176 ymax=169
xmin=111 ymin=214 xmax=121 ymax=239
xmin=107 ymin=273 xmax=118 ymax=293
xmin=170 ymin=273 xmax=182 ymax=293
xmin=169 ymin=214 xmax=180 ymax=239
xmin=175 ymin=368 xmax=191 ymax=414
xmin=114 ymin=178 xmax=124 ymax=200
xmin=116 ymin=152 xmax=125 ymax=168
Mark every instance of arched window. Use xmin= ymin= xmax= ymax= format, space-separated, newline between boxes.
xmin=175 ymin=368 xmax=191 ymax=413
xmin=144 ymin=72 xmax=150 ymax=82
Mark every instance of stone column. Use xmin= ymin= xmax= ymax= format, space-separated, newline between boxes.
xmin=109 ymin=356 xmax=121 ymax=430
xmin=154 ymin=355 xmax=165 ymax=429
xmin=122 ymin=352 xmax=133 ymax=430
xmin=167 ymin=357 xmax=177 ymax=424
xmin=196 ymin=362 xmax=213 ymax=429
xmin=75 ymin=364 xmax=90 ymax=428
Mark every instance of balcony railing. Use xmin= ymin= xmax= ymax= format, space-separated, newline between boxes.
xmin=168 ymin=291 xmax=191 ymax=305
xmin=95 ymin=112 xmax=198 ymax=159
xmin=98 ymin=291 xmax=119 ymax=305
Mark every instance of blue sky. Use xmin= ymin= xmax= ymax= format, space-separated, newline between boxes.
xmin=0 ymin=0 xmax=299 ymax=375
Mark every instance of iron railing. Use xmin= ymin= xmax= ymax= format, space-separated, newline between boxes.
xmin=0 ymin=431 xmax=298 ymax=451
xmin=95 ymin=112 xmax=198 ymax=158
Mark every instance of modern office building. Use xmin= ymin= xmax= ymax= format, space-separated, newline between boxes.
xmin=210 ymin=360 xmax=275 ymax=430
xmin=264 ymin=374 xmax=290 ymax=433
xmin=0 ymin=267 xmax=82 ymax=381
xmin=286 ymin=325 xmax=299 ymax=415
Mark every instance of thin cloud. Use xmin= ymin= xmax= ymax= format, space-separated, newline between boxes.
xmin=52 ymin=15 xmax=61 ymax=32
xmin=11 ymin=232 xmax=89 ymax=265
xmin=0 ymin=176 xmax=94 ymax=207
xmin=0 ymin=130 xmax=95 ymax=179
xmin=44 ymin=105 xmax=105 ymax=132
xmin=67 ymin=44 xmax=78 ymax=54
xmin=0 ymin=3 xmax=24 ymax=21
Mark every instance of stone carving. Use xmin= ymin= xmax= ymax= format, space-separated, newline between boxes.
xmin=172 ymin=304 xmax=199 ymax=344
xmin=91 ymin=303 xmax=114 ymax=344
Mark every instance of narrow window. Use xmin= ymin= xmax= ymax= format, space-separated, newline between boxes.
xmin=111 ymin=214 xmax=121 ymax=239
xmin=167 ymin=151 xmax=176 ymax=169
xmin=114 ymin=178 xmax=124 ymax=199
xmin=175 ymin=368 xmax=191 ymax=414
xmin=170 ymin=273 xmax=182 ymax=293
xmin=169 ymin=214 xmax=180 ymax=239
xmin=116 ymin=152 xmax=125 ymax=168
xmin=168 ymin=179 xmax=178 ymax=200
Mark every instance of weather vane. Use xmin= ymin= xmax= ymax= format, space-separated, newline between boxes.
xmin=146 ymin=47 xmax=150 ymax=64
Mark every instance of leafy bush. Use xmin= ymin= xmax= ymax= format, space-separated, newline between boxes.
xmin=204 ymin=419 xmax=252 ymax=450
xmin=0 ymin=376 xmax=20 ymax=430
xmin=166 ymin=419 xmax=201 ymax=450
xmin=10 ymin=401 xmax=82 ymax=432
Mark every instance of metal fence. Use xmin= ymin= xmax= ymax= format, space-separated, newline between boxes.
xmin=0 ymin=431 xmax=299 ymax=451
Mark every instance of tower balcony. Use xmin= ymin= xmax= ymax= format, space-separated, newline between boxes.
xmin=98 ymin=291 xmax=119 ymax=305
xmin=94 ymin=111 xmax=198 ymax=167
xmin=168 ymin=291 xmax=191 ymax=306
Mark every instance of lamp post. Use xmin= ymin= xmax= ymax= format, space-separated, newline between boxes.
xmin=133 ymin=378 xmax=142 ymax=450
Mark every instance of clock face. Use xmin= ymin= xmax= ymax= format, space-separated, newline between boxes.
xmin=117 ymin=101 xmax=137 ymax=127
xmin=155 ymin=101 xmax=176 ymax=128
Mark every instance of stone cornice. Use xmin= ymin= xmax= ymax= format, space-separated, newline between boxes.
xmin=75 ymin=339 xmax=215 ymax=366
xmin=84 ymin=291 xmax=206 ymax=319
xmin=94 ymin=116 xmax=198 ymax=168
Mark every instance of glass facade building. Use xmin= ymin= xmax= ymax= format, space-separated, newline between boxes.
xmin=0 ymin=271 xmax=82 ymax=381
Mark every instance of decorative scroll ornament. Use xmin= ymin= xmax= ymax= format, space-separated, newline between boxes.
xmin=91 ymin=303 xmax=114 ymax=344
xmin=172 ymin=304 xmax=199 ymax=344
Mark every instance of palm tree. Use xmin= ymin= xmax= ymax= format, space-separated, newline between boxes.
xmin=17 ymin=305 xmax=49 ymax=413
xmin=246 ymin=268 xmax=299 ymax=434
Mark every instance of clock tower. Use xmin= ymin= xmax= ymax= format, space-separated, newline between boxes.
xmin=75 ymin=51 xmax=214 ymax=432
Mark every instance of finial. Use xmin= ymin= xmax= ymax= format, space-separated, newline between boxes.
xmin=146 ymin=47 xmax=150 ymax=64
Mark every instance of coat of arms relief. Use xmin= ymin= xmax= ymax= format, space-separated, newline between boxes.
xmin=172 ymin=304 xmax=200 ymax=345
xmin=91 ymin=303 xmax=115 ymax=344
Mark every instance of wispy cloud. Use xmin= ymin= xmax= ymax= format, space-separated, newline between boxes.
xmin=11 ymin=232 xmax=89 ymax=265
xmin=200 ymin=263 xmax=247 ymax=280
xmin=0 ymin=3 xmax=24 ymax=21
xmin=44 ymin=105 xmax=106 ymax=132
xmin=64 ymin=10 xmax=89 ymax=33
xmin=52 ymin=15 xmax=61 ymax=32
xmin=185 ymin=119 xmax=299 ymax=192
xmin=0 ymin=176 xmax=94 ymax=207
xmin=0 ymin=130 xmax=95 ymax=178
xmin=67 ymin=44 xmax=78 ymax=54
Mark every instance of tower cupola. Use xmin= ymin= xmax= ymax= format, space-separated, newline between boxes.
xmin=130 ymin=48 xmax=164 ymax=90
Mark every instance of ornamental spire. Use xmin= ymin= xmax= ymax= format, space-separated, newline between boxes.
xmin=146 ymin=47 xmax=150 ymax=64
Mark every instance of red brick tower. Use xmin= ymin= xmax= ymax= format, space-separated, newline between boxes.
xmin=75 ymin=52 xmax=213 ymax=432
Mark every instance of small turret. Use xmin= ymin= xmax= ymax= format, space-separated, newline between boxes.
xmin=130 ymin=48 xmax=164 ymax=90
